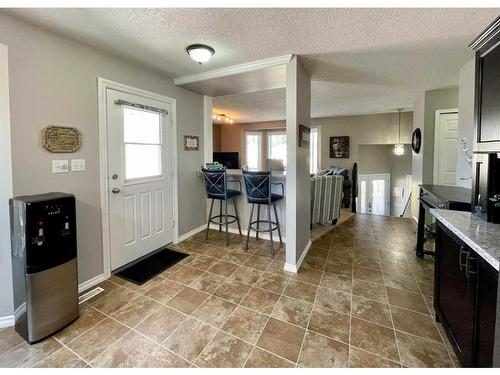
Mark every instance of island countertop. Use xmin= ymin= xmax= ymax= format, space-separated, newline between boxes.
xmin=430 ymin=209 xmax=500 ymax=271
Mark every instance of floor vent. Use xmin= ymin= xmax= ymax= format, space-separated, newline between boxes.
xmin=78 ymin=287 xmax=104 ymax=304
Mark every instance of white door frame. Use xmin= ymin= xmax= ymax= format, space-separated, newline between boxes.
xmin=97 ymin=78 xmax=178 ymax=279
xmin=433 ymin=108 xmax=458 ymax=185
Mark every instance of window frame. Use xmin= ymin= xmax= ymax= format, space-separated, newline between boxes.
xmin=267 ymin=130 xmax=287 ymax=169
xmin=309 ymin=126 xmax=320 ymax=174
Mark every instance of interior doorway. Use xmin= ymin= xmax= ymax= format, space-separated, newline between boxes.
xmin=434 ymin=109 xmax=459 ymax=185
xmin=358 ymin=173 xmax=391 ymax=216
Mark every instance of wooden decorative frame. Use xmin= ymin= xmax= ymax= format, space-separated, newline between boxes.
xmin=42 ymin=126 xmax=81 ymax=153
xmin=330 ymin=136 xmax=350 ymax=158
xmin=298 ymin=124 xmax=310 ymax=147
xmin=184 ymin=135 xmax=199 ymax=151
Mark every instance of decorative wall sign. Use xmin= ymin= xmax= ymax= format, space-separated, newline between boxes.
xmin=330 ymin=136 xmax=350 ymax=158
xmin=42 ymin=126 xmax=81 ymax=153
xmin=184 ymin=135 xmax=199 ymax=151
xmin=298 ymin=124 xmax=310 ymax=147
xmin=412 ymin=128 xmax=422 ymax=154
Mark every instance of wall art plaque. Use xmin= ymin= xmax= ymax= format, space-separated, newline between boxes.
xmin=42 ymin=126 xmax=81 ymax=153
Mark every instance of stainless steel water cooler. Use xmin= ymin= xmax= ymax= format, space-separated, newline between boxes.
xmin=10 ymin=192 xmax=79 ymax=344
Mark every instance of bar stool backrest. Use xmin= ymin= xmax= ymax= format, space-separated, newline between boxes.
xmin=201 ymin=167 xmax=227 ymax=199
xmin=242 ymin=169 xmax=272 ymax=204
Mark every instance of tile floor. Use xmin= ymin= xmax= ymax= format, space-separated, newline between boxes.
xmin=0 ymin=214 xmax=459 ymax=368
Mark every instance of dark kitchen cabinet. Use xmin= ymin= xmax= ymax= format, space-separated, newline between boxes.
xmin=434 ymin=222 xmax=498 ymax=367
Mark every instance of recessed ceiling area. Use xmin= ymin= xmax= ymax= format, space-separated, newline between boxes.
xmin=4 ymin=8 xmax=497 ymax=121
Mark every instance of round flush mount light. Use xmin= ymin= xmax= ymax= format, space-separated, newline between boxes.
xmin=186 ymin=44 xmax=215 ymax=64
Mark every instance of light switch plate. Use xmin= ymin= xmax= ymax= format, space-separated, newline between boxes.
xmin=52 ymin=160 xmax=69 ymax=173
xmin=71 ymin=159 xmax=86 ymax=172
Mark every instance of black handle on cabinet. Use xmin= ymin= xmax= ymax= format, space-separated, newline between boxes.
xmin=465 ymin=252 xmax=478 ymax=279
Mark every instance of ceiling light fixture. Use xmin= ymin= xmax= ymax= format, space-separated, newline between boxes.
xmin=393 ymin=109 xmax=405 ymax=156
xmin=212 ymin=113 xmax=234 ymax=124
xmin=186 ymin=44 xmax=215 ymax=64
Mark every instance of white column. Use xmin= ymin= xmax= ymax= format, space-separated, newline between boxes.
xmin=203 ymin=95 xmax=213 ymax=164
xmin=0 ymin=43 xmax=14 ymax=324
xmin=284 ymin=55 xmax=312 ymax=272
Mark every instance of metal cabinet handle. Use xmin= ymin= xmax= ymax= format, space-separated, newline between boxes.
xmin=112 ymin=187 xmax=121 ymax=194
xmin=459 ymin=246 xmax=467 ymax=271
xmin=466 ymin=253 xmax=477 ymax=279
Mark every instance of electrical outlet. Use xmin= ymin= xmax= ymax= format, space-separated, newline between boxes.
xmin=52 ymin=160 xmax=69 ymax=173
xmin=71 ymin=159 xmax=86 ymax=172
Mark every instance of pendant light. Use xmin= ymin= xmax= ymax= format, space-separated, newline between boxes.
xmin=393 ymin=109 xmax=405 ymax=156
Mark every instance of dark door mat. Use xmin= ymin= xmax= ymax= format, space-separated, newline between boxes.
xmin=115 ymin=248 xmax=189 ymax=285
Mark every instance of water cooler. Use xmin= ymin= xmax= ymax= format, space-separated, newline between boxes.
xmin=10 ymin=192 xmax=79 ymax=344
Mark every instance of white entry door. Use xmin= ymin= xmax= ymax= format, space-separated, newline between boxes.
xmin=106 ymin=89 xmax=173 ymax=270
xmin=358 ymin=173 xmax=391 ymax=216
xmin=434 ymin=110 xmax=459 ymax=185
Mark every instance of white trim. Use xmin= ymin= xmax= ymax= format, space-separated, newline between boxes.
xmin=176 ymin=224 xmax=206 ymax=243
xmin=208 ymin=224 xmax=287 ymax=243
xmin=78 ymin=273 xmax=107 ymax=294
xmin=97 ymin=78 xmax=178 ymax=278
xmin=203 ymin=95 xmax=213 ymax=164
xmin=174 ymin=54 xmax=293 ymax=86
xmin=0 ymin=315 xmax=14 ymax=328
xmin=284 ymin=239 xmax=312 ymax=273
xmin=433 ymin=108 xmax=459 ymax=185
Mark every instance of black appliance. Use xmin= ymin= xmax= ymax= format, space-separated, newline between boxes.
xmin=416 ymin=184 xmax=471 ymax=257
xmin=470 ymin=15 xmax=500 ymax=223
xmin=213 ymin=152 xmax=239 ymax=169
xmin=10 ymin=192 xmax=79 ymax=344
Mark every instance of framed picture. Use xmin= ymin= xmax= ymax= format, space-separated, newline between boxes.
xmin=298 ymin=124 xmax=310 ymax=147
xmin=330 ymin=136 xmax=349 ymax=158
xmin=184 ymin=135 xmax=199 ymax=151
xmin=41 ymin=125 xmax=81 ymax=153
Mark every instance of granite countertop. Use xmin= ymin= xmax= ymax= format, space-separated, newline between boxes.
xmin=431 ymin=209 xmax=500 ymax=271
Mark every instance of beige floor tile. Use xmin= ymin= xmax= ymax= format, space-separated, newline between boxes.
xmin=91 ymin=330 xmax=157 ymax=368
xmin=189 ymin=272 xmax=226 ymax=294
xmin=283 ymin=280 xmax=318 ymax=304
xmin=35 ymin=346 xmax=87 ymax=368
xmin=308 ymin=305 xmax=350 ymax=343
xmin=292 ymin=267 xmax=323 ymax=285
xmin=308 ymin=246 xmax=330 ymax=259
xmin=207 ymin=260 xmax=240 ymax=277
xmin=167 ymin=266 xmax=205 ymax=285
xmin=90 ymin=286 xmax=139 ymax=315
xmin=191 ymin=296 xmax=237 ymax=327
xmin=221 ymin=306 xmax=269 ymax=344
xmin=135 ymin=305 xmax=186 ymax=344
xmin=255 ymin=272 xmax=289 ymax=294
xmin=320 ymin=272 xmax=352 ymax=293
xmin=111 ymin=295 xmax=161 ymax=328
xmin=391 ymin=306 xmax=442 ymax=343
xmin=166 ymin=287 xmax=209 ymax=315
xmin=271 ymin=296 xmax=313 ymax=328
xmin=386 ymin=287 xmax=428 ymax=314
xmin=143 ymin=279 xmax=185 ymax=304
xmin=352 ymin=279 xmax=388 ymax=303
xmin=298 ymin=331 xmax=349 ymax=368
xmin=142 ymin=347 xmax=190 ymax=368
xmin=353 ymin=267 xmax=384 ymax=285
xmin=186 ymin=255 xmax=220 ymax=271
xmin=244 ymin=347 xmax=295 ymax=368
xmin=244 ymin=254 xmax=274 ymax=271
xmin=418 ymin=281 xmax=434 ymax=296
xmin=163 ymin=317 xmax=217 ymax=363
xmin=67 ymin=318 xmax=129 ymax=362
xmin=315 ymin=287 xmax=351 ymax=315
xmin=195 ymin=331 xmax=253 ymax=368
xmin=257 ymin=318 xmax=305 ymax=363
xmin=301 ymin=256 xmax=326 ymax=271
xmin=351 ymin=295 xmax=393 ymax=328
xmin=349 ymin=346 xmax=400 ymax=368
xmin=223 ymin=251 xmax=252 ymax=265
xmin=53 ymin=305 xmax=106 ymax=345
xmin=230 ymin=265 xmax=264 ymax=285
xmin=350 ymin=318 xmax=399 ymax=362
xmin=383 ymin=273 xmax=420 ymax=293
xmin=213 ymin=279 xmax=252 ymax=304
xmin=0 ymin=337 xmax=61 ymax=368
xmin=396 ymin=331 xmax=453 ymax=368
xmin=240 ymin=287 xmax=280 ymax=314
xmin=324 ymin=261 xmax=353 ymax=277
xmin=0 ymin=327 xmax=24 ymax=355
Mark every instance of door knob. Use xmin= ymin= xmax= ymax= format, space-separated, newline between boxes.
xmin=112 ymin=187 xmax=121 ymax=194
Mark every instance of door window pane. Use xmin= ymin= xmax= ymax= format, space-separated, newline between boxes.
xmin=310 ymin=128 xmax=318 ymax=174
xmin=123 ymin=107 xmax=161 ymax=144
xmin=359 ymin=180 xmax=367 ymax=213
xmin=125 ymin=144 xmax=161 ymax=180
xmin=372 ymin=179 xmax=385 ymax=215
xmin=268 ymin=133 xmax=287 ymax=169
xmin=246 ymin=133 xmax=262 ymax=170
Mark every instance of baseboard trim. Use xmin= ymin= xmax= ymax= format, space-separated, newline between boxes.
xmin=208 ymin=224 xmax=286 ymax=243
xmin=284 ymin=239 xmax=312 ymax=273
xmin=412 ymin=216 xmax=418 ymax=223
xmin=0 ymin=315 xmax=14 ymax=328
xmin=176 ymin=225 xmax=206 ymax=243
xmin=78 ymin=273 xmax=107 ymax=294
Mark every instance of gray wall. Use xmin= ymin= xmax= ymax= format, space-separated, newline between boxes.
xmin=456 ymin=59 xmax=475 ymax=188
xmin=285 ymin=56 xmax=311 ymax=268
xmin=0 ymin=13 xmax=206 ymax=317
xmin=0 ymin=43 xmax=14 ymax=319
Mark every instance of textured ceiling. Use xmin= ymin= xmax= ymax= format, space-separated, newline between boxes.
xmin=5 ymin=8 xmax=498 ymax=121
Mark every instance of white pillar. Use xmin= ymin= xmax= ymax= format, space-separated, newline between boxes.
xmin=203 ymin=95 xmax=213 ymax=164
xmin=284 ymin=55 xmax=311 ymax=272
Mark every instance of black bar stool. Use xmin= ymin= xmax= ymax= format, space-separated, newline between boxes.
xmin=201 ymin=167 xmax=242 ymax=245
xmin=242 ymin=169 xmax=284 ymax=255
